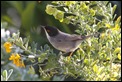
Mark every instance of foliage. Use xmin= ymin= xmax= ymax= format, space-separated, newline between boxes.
xmin=1 ymin=22 xmax=40 ymax=81
xmin=1 ymin=69 xmax=13 ymax=81
xmin=1 ymin=1 xmax=121 ymax=81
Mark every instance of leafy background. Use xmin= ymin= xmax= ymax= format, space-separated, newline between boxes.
xmin=1 ymin=1 xmax=121 ymax=81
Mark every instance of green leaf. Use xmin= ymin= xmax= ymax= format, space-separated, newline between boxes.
xmin=93 ymin=64 xmax=98 ymax=73
xmin=53 ymin=10 xmax=64 ymax=22
xmin=118 ymin=54 xmax=121 ymax=60
xmin=12 ymin=32 xmax=20 ymax=39
xmin=115 ymin=16 xmax=121 ymax=25
xmin=63 ymin=7 xmax=68 ymax=12
xmin=84 ymin=59 xmax=89 ymax=65
xmin=2 ymin=70 xmax=7 ymax=81
xmin=90 ymin=9 xmax=95 ymax=16
xmin=112 ymin=5 xmax=117 ymax=16
xmin=19 ymin=37 xmax=23 ymax=46
xmin=28 ymin=66 xmax=35 ymax=74
xmin=44 ymin=55 xmax=57 ymax=69
xmin=45 ymin=5 xmax=57 ymax=15
xmin=113 ymin=72 xmax=118 ymax=77
xmin=64 ymin=1 xmax=76 ymax=6
xmin=25 ymin=40 xmax=29 ymax=49
xmin=38 ymin=53 xmax=47 ymax=63
xmin=97 ymin=67 xmax=104 ymax=75
xmin=113 ymin=47 xmax=121 ymax=54
xmin=80 ymin=2 xmax=89 ymax=13
xmin=44 ymin=44 xmax=50 ymax=51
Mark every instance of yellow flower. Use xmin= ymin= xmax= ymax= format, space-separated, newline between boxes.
xmin=3 ymin=42 xmax=12 ymax=53
xmin=9 ymin=53 xmax=25 ymax=68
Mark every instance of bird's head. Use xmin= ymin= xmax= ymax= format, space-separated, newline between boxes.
xmin=41 ymin=25 xmax=59 ymax=37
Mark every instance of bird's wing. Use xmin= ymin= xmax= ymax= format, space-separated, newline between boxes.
xmin=65 ymin=32 xmax=99 ymax=41
xmin=66 ymin=34 xmax=82 ymax=41
xmin=58 ymin=31 xmax=99 ymax=42
xmin=58 ymin=31 xmax=82 ymax=41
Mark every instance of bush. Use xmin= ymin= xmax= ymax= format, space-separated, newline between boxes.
xmin=1 ymin=1 xmax=121 ymax=81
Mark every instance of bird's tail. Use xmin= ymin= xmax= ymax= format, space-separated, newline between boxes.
xmin=81 ymin=32 xmax=100 ymax=40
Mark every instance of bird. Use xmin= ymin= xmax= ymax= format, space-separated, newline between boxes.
xmin=41 ymin=25 xmax=99 ymax=58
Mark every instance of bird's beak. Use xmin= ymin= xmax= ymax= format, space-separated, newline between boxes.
xmin=39 ymin=25 xmax=47 ymax=33
xmin=40 ymin=25 xmax=45 ymax=28
xmin=38 ymin=25 xmax=45 ymax=33
xmin=39 ymin=25 xmax=46 ymax=31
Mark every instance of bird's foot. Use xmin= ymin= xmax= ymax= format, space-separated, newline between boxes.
xmin=67 ymin=56 xmax=71 ymax=61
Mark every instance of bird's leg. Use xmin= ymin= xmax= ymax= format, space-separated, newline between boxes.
xmin=68 ymin=52 xmax=73 ymax=61
xmin=69 ymin=52 xmax=73 ymax=57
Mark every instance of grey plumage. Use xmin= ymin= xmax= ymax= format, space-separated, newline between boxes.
xmin=41 ymin=25 xmax=99 ymax=53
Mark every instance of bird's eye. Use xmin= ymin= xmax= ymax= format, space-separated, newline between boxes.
xmin=47 ymin=29 xmax=50 ymax=32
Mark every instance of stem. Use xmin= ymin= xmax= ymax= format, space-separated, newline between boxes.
xmin=6 ymin=69 xmax=13 ymax=81
xmin=14 ymin=42 xmax=34 ymax=55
